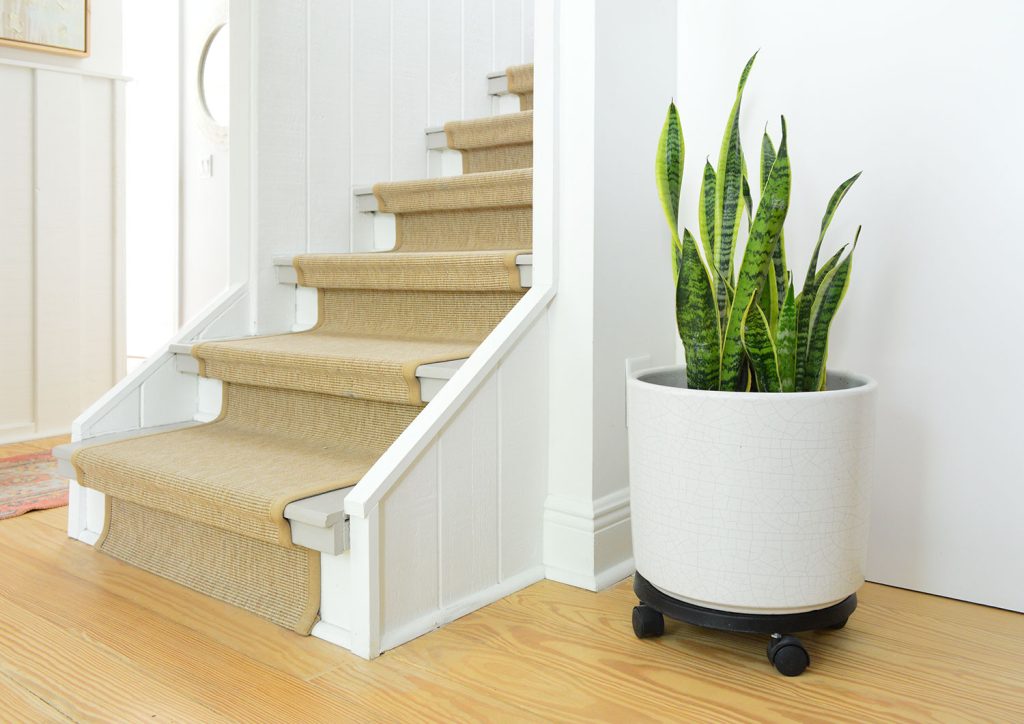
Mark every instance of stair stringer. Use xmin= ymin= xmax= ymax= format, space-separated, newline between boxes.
xmin=66 ymin=282 xmax=258 ymax=544
xmin=335 ymin=285 xmax=554 ymax=659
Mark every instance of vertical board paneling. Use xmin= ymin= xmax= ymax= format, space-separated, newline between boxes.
xmin=308 ymin=0 xmax=352 ymax=252
xmin=522 ymin=0 xmax=534 ymax=61
xmin=0 ymin=66 xmax=35 ymax=432
xmin=391 ymin=0 xmax=429 ymax=181
xmin=493 ymin=0 xmax=524 ymax=69
xmin=78 ymin=77 xmax=116 ymax=405
xmin=34 ymin=71 xmax=83 ymax=431
xmin=350 ymin=0 xmax=391 ymax=251
xmin=438 ymin=374 xmax=499 ymax=606
xmin=499 ymin=318 xmax=548 ymax=578
xmin=381 ymin=446 xmax=439 ymax=631
xmin=351 ymin=0 xmax=391 ymax=184
xmin=255 ymin=0 xmax=309 ymax=331
xmin=427 ymin=0 xmax=461 ymax=125
xmin=461 ymin=0 xmax=495 ymax=120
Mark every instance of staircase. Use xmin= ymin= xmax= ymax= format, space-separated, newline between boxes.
xmin=68 ymin=65 xmax=535 ymax=636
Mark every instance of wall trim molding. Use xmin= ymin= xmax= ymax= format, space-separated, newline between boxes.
xmin=543 ymin=486 xmax=635 ymax=591
xmin=0 ymin=57 xmax=130 ymax=82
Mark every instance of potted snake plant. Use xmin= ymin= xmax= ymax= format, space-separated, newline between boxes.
xmin=626 ymin=53 xmax=877 ymax=676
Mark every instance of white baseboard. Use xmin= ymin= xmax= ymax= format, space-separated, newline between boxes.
xmin=543 ymin=487 xmax=634 ymax=591
xmin=378 ymin=566 xmax=545 ymax=654
xmin=311 ymin=620 xmax=353 ymax=649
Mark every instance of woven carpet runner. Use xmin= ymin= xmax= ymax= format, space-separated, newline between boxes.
xmin=72 ymin=65 xmax=533 ymax=634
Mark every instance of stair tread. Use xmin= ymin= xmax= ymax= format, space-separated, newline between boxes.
xmin=444 ymin=111 xmax=532 ymax=150
xmin=293 ymin=249 xmax=530 ymax=291
xmin=72 ymin=417 xmax=377 ymax=548
xmin=374 ymin=168 xmax=531 ymax=213
xmin=195 ymin=331 xmax=477 ymax=405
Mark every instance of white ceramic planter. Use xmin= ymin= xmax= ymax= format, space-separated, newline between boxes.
xmin=627 ymin=365 xmax=877 ymax=614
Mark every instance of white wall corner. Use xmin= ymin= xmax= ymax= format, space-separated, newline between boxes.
xmin=542 ymin=0 xmax=676 ymax=592
xmin=543 ymin=488 xmax=634 ymax=591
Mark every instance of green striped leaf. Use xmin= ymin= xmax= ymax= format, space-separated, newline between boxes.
xmin=760 ymin=131 xmax=776 ymax=194
xmin=795 ymin=172 xmax=861 ymax=387
xmin=713 ymin=52 xmax=757 ymax=327
xmin=801 ymin=227 xmax=860 ymax=391
xmin=719 ymin=116 xmax=791 ymax=391
xmin=776 ymin=276 xmax=798 ymax=392
xmin=761 ymin=131 xmax=788 ymax=308
xmin=698 ymin=160 xmax=717 ymax=269
xmin=656 ymin=102 xmax=684 ymax=279
xmin=677 ymin=229 xmax=721 ymax=390
xmin=741 ymin=300 xmax=782 ymax=393
xmin=813 ymin=244 xmax=848 ymax=289
xmin=742 ymin=172 xmax=754 ymax=228
xmin=766 ymin=260 xmax=780 ymax=334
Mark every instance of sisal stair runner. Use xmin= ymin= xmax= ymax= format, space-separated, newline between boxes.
xmin=72 ymin=64 xmax=534 ymax=634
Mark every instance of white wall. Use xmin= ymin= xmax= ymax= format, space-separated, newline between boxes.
xmin=180 ymin=0 xmax=231 ymax=323
xmin=232 ymin=0 xmax=534 ymax=334
xmin=123 ymin=1 xmax=179 ymax=362
xmin=0 ymin=0 xmax=125 ymax=444
xmin=678 ymin=0 xmax=1023 ymax=611
xmin=545 ymin=0 xmax=678 ymax=589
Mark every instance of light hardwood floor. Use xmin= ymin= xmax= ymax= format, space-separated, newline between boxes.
xmin=1 ymin=436 xmax=1022 ymax=722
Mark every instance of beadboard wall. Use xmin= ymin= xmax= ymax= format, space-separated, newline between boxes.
xmin=0 ymin=60 xmax=126 ymax=444
xmin=231 ymin=0 xmax=535 ymax=334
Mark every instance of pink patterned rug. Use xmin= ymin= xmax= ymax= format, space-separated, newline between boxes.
xmin=0 ymin=451 xmax=69 ymax=520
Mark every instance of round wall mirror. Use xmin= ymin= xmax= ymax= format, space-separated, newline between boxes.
xmin=199 ymin=23 xmax=230 ymax=129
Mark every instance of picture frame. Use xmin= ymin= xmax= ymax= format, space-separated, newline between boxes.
xmin=0 ymin=0 xmax=90 ymax=57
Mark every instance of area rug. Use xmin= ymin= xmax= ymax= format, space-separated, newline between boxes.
xmin=0 ymin=451 xmax=69 ymax=520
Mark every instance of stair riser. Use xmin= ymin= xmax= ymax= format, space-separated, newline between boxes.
xmin=460 ymin=143 xmax=532 ymax=174
xmin=321 ymin=288 xmax=524 ymax=344
xmin=397 ymin=208 xmax=532 ymax=252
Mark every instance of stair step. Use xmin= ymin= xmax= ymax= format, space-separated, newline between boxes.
xmin=53 ymin=422 xmax=203 ymax=479
xmin=487 ymin=70 xmax=510 ymax=96
xmin=283 ymin=488 xmax=351 ymax=555
xmin=375 ymin=167 xmax=531 ymax=214
xmin=276 ymin=252 xmax=532 ymax=287
xmin=171 ymin=341 xmax=468 ymax=404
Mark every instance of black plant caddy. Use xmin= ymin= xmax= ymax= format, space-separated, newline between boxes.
xmin=631 ymin=572 xmax=857 ymax=677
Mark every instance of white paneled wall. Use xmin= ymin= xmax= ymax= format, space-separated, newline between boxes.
xmin=244 ymin=0 xmax=534 ymax=332
xmin=372 ymin=313 xmax=548 ymax=652
xmin=0 ymin=61 xmax=126 ymax=444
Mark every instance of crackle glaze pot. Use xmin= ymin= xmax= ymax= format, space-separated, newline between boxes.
xmin=626 ymin=365 xmax=878 ymax=614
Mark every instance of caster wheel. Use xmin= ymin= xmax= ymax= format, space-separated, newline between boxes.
xmin=767 ymin=635 xmax=810 ymax=677
xmin=826 ymin=618 xmax=848 ymax=630
xmin=632 ymin=604 xmax=665 ymax=639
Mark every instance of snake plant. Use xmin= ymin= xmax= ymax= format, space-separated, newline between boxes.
xmin=656 ymin=52 xmax=862 ymax=392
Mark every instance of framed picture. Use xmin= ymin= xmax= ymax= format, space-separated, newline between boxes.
xmin=0 ymin=0 xmax=89 ymax=57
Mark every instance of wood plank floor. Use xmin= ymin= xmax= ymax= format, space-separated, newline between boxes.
xmin=1 ymin=437 xmax=1022 ymax=721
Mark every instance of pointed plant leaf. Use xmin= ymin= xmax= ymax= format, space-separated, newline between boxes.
xmin=655 ymin=102 xmax=684 ymax=233
xmin=760 ymin=131 xmax=776 ymax=194
xmin=742 ymin=172 xmax=754 ymax=228
xmin=720 ymin=116 xmax=791 ymax=391
xmin=676 ymin=229 xmax=721 ymax=390
xmin=772 ymin=230 xmax=787 ymax=308
xmin=796 ymin=172 xmax=861 ymax=387
xmin=761 ymin=130 xmax=788 ymax=306
xmin=766 ymin=261 xmax=779 ymax=334
xmin=656 ymin=102 xmax=684 ymax=279
xmin=802 ymin=227 xmax=860 ymax=391
xmin=713 ymin=52 xmax=757 ymax=328
xmin=741 ymin=300 xmax=782 ymax=393
xmin=776 ymin=277 xmax=798 ymax=392
xmin=698 ymin=160 xmax=717 ymax=268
